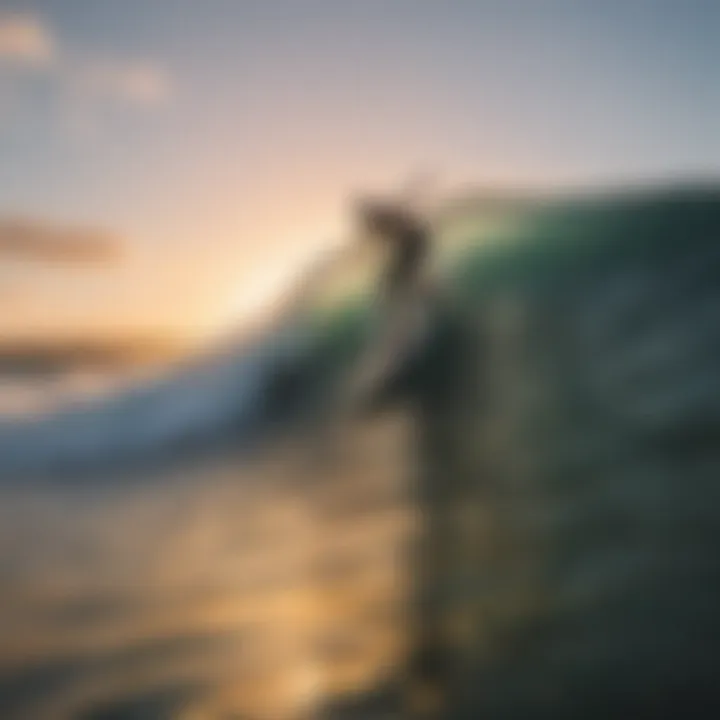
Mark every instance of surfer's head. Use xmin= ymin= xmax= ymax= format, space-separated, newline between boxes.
xmin=354 ymin=196 xmax=416 ymax=243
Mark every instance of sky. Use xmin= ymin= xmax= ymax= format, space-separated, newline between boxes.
xmin=0 ymin=0 xmax=718 ymax=345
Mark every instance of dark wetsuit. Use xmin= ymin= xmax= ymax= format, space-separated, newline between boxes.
xmin=357 ymin=199 xmax=430 ymax=296
xmin=347 ymin=203 xmax=433 ymax=414
xmin=381 ymin=219 xmax=429 ymax=297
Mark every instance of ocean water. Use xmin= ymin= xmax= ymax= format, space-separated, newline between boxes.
xmin=0 ymin=359 xmax=413 ymax=719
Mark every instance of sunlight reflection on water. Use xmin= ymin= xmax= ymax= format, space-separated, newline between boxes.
xmin=0 ymin=417 xmax=412 ymax=719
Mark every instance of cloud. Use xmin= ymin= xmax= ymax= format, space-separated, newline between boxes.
xmin=77 ymin=61 xmax=172 ymax=108
xmin=0 ymin=13 xmax=54 ymax=67
xmin=0 ymin=218 xmax=122 ymax=264
xmin=0 ymin=12 xmax=173 ymax=120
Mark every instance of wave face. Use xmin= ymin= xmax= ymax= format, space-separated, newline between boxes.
xmin=0 ymin=324 xmax=310 ymax=477
xmin=0 ymin=241 xmax=352 ymax=478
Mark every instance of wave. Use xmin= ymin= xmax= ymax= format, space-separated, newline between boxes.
xmin=0 ymin=239 xmax=358 ymax=479
xmin=0 ymin=320 xmax=312 ymax=477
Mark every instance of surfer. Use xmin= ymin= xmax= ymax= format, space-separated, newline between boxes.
xmin=342 ymin=194 xmax=436 ymax=412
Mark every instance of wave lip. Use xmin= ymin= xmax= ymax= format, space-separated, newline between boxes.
xmin=0 ymin=324 xmax=308 ymax=477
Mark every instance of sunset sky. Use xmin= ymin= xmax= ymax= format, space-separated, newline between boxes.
xmin=0 ymin=0 xmax=717 ymax=344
